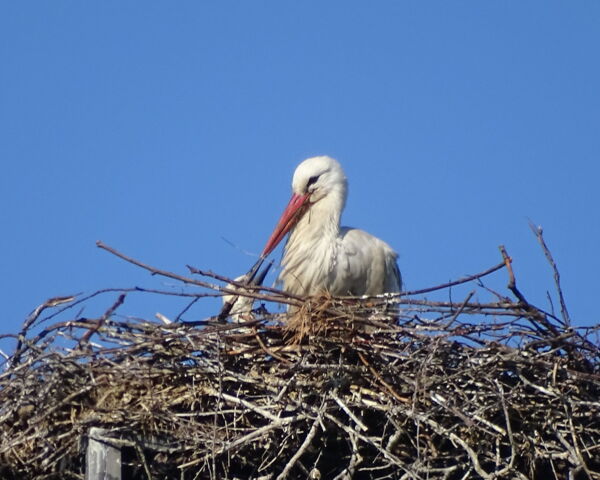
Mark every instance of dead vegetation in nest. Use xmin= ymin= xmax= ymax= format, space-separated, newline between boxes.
xmin=283 ymin=293 xmax=342 ymax=344
xmin=0 ymin=235 xmax=599 ymax=480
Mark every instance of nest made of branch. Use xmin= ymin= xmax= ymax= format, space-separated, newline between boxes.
xmin=1 ymin=244 xmax=599 ymax=480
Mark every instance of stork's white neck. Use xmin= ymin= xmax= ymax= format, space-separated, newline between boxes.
xmin=293 ymin=184 xmax=345 ymax=241
xmin=280 ymin=188 xmax=346 ymax=296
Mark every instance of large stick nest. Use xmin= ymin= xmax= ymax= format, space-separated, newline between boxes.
xmin=0 ymin=241 xmax=599 ymax=480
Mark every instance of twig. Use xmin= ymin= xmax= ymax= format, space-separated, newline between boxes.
xmin=443 ymin=290 xmax=475 ymax=328
xmin=494 ymin=380 xmax=516 ymax=476
xmin=276 ymin=415 xmax=321 ymax=480
xmin=401 ymin=261 xmax=506 ymax=297
xmin=499 ymin=245 xmax=561 ymax=337
xmin=97 ymin=241 xmax=302 ymax=310
xmin=358 ymin=352 xmax=410 ymax=404
xmin=323 ymin=411 xmax=424 ymax=480
xmin=78 ymin=293 xmax=126 ymax=347
xmin=529 ymin=222 xmax=572 ymax=326
xmin=253 ymin=328 xmax=292 ymax=365
xmin=332 ymin=428 xmax=362 ymax=480
xmin=97 ymin=240 xmax=216 ymax=288
xmin=11 ymin=295 xmax=76 ymax=368
xmin=330 ymin=391 xmax=369 ymax=432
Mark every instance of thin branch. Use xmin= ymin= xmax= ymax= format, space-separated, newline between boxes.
xmin=401 ymin=261 xmax=506 ymax=297
xmin=499 ymin=245 xmax=561 ymax=337
xmin=276 ymin=415 xmax=321 ymax=480
xmin=529 ymin=222 xmax=572 ymax=326
xmin=78 ymin=293 xmax=126 ymax=347
xmin=97 ymin=240 xmax=302 ymax=309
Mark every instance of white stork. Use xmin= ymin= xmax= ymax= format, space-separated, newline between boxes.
xmin=261 ymin=156 xmax=401 ymax=297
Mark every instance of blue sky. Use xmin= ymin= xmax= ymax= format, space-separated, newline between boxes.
xmin=1 ymin=2 xmax=599 ymax=353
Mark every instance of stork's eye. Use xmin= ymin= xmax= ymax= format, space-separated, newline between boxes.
xmin=306 ymin=175 xmax=320 ymax=191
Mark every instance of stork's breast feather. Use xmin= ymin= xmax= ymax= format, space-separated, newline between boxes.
xmin=335 ymin=227 xmax=401 ymax=296
xmin=279 ymin=224 xmax=400 ymax=297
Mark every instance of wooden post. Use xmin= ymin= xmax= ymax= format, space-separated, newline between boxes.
xmin=86 ymin=427 xmax=122 ymax=480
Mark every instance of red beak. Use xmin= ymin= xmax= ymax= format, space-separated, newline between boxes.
xmin=261 ymin=192 xmax=310 ymax=257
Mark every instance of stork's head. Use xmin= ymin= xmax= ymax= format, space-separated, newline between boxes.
xmin=291 ymin=155 xmax=347 ymax=204
xmin=262 ymin=156 xmax=348 ymax=257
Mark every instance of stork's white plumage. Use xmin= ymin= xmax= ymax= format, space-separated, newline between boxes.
xmin=262 ymin=156 xmax=401 ymax=297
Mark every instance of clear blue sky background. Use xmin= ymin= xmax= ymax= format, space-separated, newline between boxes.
xmin=1 ymin=2 xmax=599 ymax=354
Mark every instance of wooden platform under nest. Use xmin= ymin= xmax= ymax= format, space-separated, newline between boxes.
xmin=0 ymin=243 xmax=599 ymax=480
